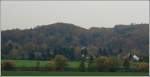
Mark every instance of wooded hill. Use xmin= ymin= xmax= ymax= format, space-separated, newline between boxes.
xmin=1 ymin=23 xmax=149 ymax=60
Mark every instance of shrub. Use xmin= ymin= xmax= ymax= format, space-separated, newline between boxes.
xmin=46 ymin=61 xmax=55 ymax=71
xmin=110 ymin=58 xmax=122 ymax=72
xmin=54 ymin=55 xmax=68 ymax=71
xmin=94 ymin=56 xmax=114 ymax=71
xmin=136 ymin=62 xmax=149 ymax=72
xmin=79 ymin=61 xmax=86 ymax=72
xmin=88 ymin=56 xmax=122 ymax=72
xmin=2 ymin=60 xmax=15 ymax=71
xmin=123 ymin=58 xmax=130 ymax=70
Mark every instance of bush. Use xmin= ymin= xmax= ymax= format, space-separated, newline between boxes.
xmin=54 ymin=55 xmax=68 ymax=71
xmin=86 ymin=56 xmax=122 ymax=72
xmin=2 ymin=60 xmax=15 ymax=71
xmin=136 ymin=62 xmax=149 ymax=72
xmin=123 ymin=58 xmax=130 ymax=70
xmin=46 ymin=61 xmax=55 ymax=71
xmin=94 ymin=56 xmax=114 ymax=71
xmin=79 ymin=61 xmax=86 ymax=72
xmin=109 ymin=58 xmax=122 ymax=72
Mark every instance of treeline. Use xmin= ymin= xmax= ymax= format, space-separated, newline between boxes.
xmin=1 ymin=43 xmax=116 ymax=60
xmin=1 ymin=23 xmax=149 ymax=61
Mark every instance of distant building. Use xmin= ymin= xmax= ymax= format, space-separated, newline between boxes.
xmin=132 ymin=55 xmax=140 ymax=61
xmin=118 ymin=53 xmax=140 ymax=62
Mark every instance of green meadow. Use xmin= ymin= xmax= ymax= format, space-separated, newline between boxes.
xmin=1 ymin=60 xmax=149 ymax=76
xmin=1 ymin=60 xmax=80 ymax=68
xmin=2 ymin=71 xmax=149 ymax=76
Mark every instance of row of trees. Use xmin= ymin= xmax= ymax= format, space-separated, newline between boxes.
xmin=2 ymin=40 xmax=148 ymax=62
xmin=2 ymin=54 xmax=149 ymax=72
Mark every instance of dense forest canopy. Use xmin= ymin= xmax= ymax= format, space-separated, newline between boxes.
xmin=1 ymin=22 xmax=149 ymax=60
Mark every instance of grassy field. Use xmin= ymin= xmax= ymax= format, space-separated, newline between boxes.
xmin=2 ymin=60 xmax=80 ymax=68
xmin=1 ymin=71 xmax=149 ymax=76
xmin=1 ymin=60 xmax=149 ymax=76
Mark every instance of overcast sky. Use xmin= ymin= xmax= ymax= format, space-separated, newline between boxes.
xmin=1 ymin=1 xmax=149 ymax=30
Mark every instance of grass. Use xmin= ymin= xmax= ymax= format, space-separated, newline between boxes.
xmin=1 ymin=71 xmax=149 ymax=76
xmin=1 ymin=60 xmax=80 ymax=68
xmin=68 ymin=61 xmax=80 ymax=68
xmin=1 ymin=60 xmax=149 ymax=76
xmin=2 ymin=60 xmax=48 ymax=67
